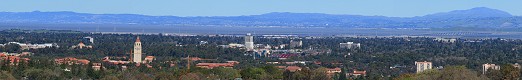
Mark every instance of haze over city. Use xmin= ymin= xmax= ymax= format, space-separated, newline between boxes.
xmin=1 ymin=0 xmax=522 ymax=17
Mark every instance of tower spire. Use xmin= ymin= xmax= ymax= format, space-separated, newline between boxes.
xmin=136 ymin=36 xmax=141 ymax=42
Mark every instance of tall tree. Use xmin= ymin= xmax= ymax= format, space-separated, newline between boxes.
xmin=338 ymin=68 xmax=347 ymax=80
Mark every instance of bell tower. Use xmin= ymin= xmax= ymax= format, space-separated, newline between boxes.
xmin=133 ymin=36 xmax=142 ymax=63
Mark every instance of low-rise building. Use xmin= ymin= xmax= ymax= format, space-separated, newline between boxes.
xmin=92 ymin=63 xmax=102 ymax=71
xmin=350 ymin=70 xmax=367 ymax=77
xmin=102 ymin=56 xmax=131 ymax=65
xmin=1 ymin=56 xmax=30 ymax=65
xmin=285 ymin=66 xmax=302 ymax=72
xmin=277 ymin=66 xmax=302 ymax=72
xmin=143 ymin=56 xmax=155 ymax=63
xmin=55 ymin=57 xmax=90 ymax=65
xmin=340 ymin=42 xmax=361 ymax=49
xmin=483 ymin=63 xmax=500 ymax=74
xmin=196 ymin=61 xmax=239 ymax=69
xmin=326 ymin=68 xmax=342 ymax=76
xmin=1 ymin=42 xmax=58 ymax=50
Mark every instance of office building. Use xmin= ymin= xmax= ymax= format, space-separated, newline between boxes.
xmin=415 ymin=61 xmax=432 ymax=73
xmin=245 ymin=33 xmax=254 ymax=51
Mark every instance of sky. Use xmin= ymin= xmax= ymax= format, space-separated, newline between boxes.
xmin=0 ymin=0 xmax=521 ymax=17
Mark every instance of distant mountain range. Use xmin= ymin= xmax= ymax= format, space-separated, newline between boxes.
xmin=0 ymin=7 xmax=520 ymax=28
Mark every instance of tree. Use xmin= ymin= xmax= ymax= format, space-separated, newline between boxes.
xmin=240 ymin=67 xmax=267 ymax=79
xmin=0 ymin=71 xmax=16 ymax=80
xmin=211 ymin=67 xmax=241 ymax=79
xmin=100 ymin=75 xmax=119 ymax=80
xmin=23 ymin=68 xmax=63 ymax=80
xmin=154 ymin=72 xmax=175 ymax=80
xmin=311 ymin=67 xmax=331 ymax=80
xmin=179 ymin=73 xmax=203 ymax=80
xmin=283 ymin=70 xmax=293 ymax=80
xmin=338 ymin=68 xmax=347 ymax=80
xmin=261 ymin=66 xmax=283 ymax=79
xmin=438 ymin=66 xmax=488 ymax=80
xmin=500 ymin=64 xmax=520 ymax=80
xmin=394 ymin=73 xmax=415 ymax=80
xmin=290 ymin=68 xmax=312 ymax=80
xmin=486 ymin=69 xmax=502 ymax=80
xmin=3 ymin=44 xmax=21 ymax=53
xmin=414 ymin=69 xmax=441 ymax=80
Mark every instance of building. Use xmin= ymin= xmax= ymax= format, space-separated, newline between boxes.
xmin=289 ymin=40 xmax=303 ymax=48
xmin=1 ymin=55 xmax=30 ymax=65
xmin=143 ymin=56 xmax=155 ymax=63
xmin=55 ymin=57 xmax=90 ymax=65
xmin=133 ymin=36 xmax=143 ymax=63
xmin=229 ymin=43 xmax=244 ymax=48
xmin=270 ymin=54 xmax=299 ymax=60
xmin=195 ymin=61 xmax=239 ymax=69
xmin=339 ymin=42 xmax=361 ymax=49
xmin=92 ymin=63 xmax=102 ymax=71
xmin=83 ymin=37 xmax=94 ymax=44
xmin=483 ymin=63 xmax=500 ymax=74
xmin=245 ymin=33 xmax=254 ymax=51
xmin=415 ymin=61 xmax=432 ymax=73
xmin=253 ymin=49 xmax=270 ymax=59
xmin=434 ymin=38 xmax=457 ymax=43
xmin=0 ymin=52 xmax=32 ymax=57
xmin=326 ymin=68 xmax=342 ymax=76
xmin=276 ymin=66 xmax=303 ymax=72
xmin=0 ymin=42 xmax=58 ymax=50
xmin=350 ymin=70 xmax=367 ymax=77
xmin=72 ymin=42 xmax=93 ymax=49
xmin=121 ymin=66 xmax=128 ymax=71
xmin=102 ymin=56 xmax=131 ymax=65
xmin=284 ymin=66 xmax=302 ymax=72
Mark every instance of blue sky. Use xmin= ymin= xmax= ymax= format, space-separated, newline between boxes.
xmin=0 ymin=0 xmax=520 ymax=17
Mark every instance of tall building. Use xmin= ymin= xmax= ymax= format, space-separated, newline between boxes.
xmin=415 ymin=61 xmax=432 ymax=73
xmin=133 ymin=37 xmax=142 ymax=63
xmin=483 ymin=63 xmax=500 ymax=74
xmin=289 ymin=40 xmax=302 ymax=48
xmin=245 ymin=33 xmax=254 ymax=51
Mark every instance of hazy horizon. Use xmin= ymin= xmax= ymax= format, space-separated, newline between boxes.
xmin=1 ymin=0 xmax=521 ymax=17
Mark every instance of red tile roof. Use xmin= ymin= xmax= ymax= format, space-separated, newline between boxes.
xmin=285 ymin=66 xmax=302 ymax=72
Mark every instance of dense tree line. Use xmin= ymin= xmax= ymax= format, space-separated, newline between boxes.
xmin=1 ymin=29 xmax=522 ymax=79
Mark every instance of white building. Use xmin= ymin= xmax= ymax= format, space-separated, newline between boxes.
xmin=133 ymin=37 xmax=143 ymax=63
xmin=0 ymin=42 xmax=58 ymax=50
xmin=415 ymin=61 xmax=432 ymax=73
xmin=245 ymin=33 xmax=254 ymax=51
xmin=483 ymin=63 xmax=500 ymax=74
xmin=339 ymin=42 xmax=361 ymax=49
xmin=83 ymin=37 xmax=94 ymax=44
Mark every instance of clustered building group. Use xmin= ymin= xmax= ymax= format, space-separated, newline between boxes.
xmin=415 ymin=61 xmax=521 ymax=75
